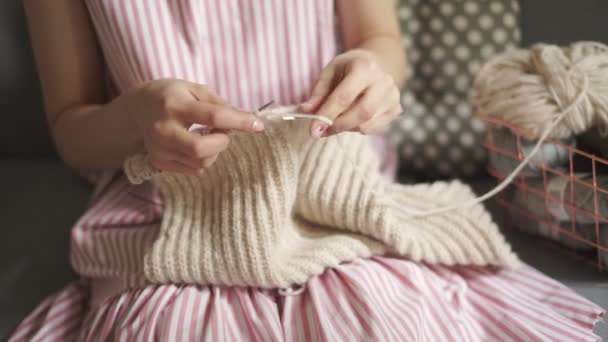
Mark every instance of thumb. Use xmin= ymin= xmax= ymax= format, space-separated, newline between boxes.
xmin=300 ymin=67 xmax=335 ymax=113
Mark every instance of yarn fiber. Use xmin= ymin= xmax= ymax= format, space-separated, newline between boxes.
xmin=124 ymin=111 xmax=519 ymax=288
xmin=473 ymin=41 xmax=608 ymax=139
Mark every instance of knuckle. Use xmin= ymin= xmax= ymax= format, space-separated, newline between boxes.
xmin=158 ymin=94 xmax=175 ymax=114
xmin=207 ymin=110 xmax=221 ymax=125
xmin=359 ymin=126 xmax=372 ymax=135
xmin=151 ymin=121 xmax=169 ymax=139
xmin=191 ymin=141 xmax=207 ymax=158
xmin=336 ymin=91 xmax=354 ymax=107
xmin=360 ymin=104 xmax=376 ymax=121
xmin=353 ymin=58 xmax=374 ymax=71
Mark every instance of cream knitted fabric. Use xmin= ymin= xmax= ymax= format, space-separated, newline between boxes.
xmin=124 ymin=112 xmax=519 ymax=288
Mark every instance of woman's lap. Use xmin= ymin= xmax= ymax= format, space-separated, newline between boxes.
xmin=9 ymin=257 xmax=604 ymax=342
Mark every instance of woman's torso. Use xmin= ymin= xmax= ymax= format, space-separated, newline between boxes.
xmin=85 ymin=0 xmax=337 ymax=109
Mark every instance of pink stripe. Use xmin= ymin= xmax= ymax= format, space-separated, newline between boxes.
xmin=168 ymin=0 xmax=195 ymax=81
xmin=356 ymin=262 xmax=417 ymax=339
xmin=232 ymin=290 xmax=262 ymax=342
xmin=471 ymin=279 xmax=586 ymax=341
xmin=501 ymin=269 xmax=600 ymax=315
xmin=235 ymin=3 xmax=256 ymax=109
xmin=152 ymin=1 xmax=180 ymax=78
xmin=368 ymin=262 xmax=425 ymax=340
xmin=202 ymin=2 xmax=229 ymax=100
xmin=101 ymin=1 xmax=137 ymax=87
xmin=315 ymin=274 xmax=360 ymax=340
xmin=254 ymin=291 xmax=282 ymax=340
xmin=379 ymin=262 xmax=450 ymax=341
xmin=499 ymin=272 xmax=602 ymax=327
xmin=303 ymin=295 xmax=319 ymax=341
xmin=114 ymin=0 xmax=146 ymax=84
xmin=246 ymin=2 xmax=268 ymax=105
xmin=265 ymin=0 xmax=288 ymax=103
xmin=471 ymin=268 xmax=599 ymax=336
xmin=301 ymin=3 xmax=314 ymax=96
xmin=468 ymin=292 xmax=530 ymax=341
xmin=190 ymin=289 xmax=207 ymax=341
xmin=85 ymin=1 xmax=128 ymax=90
xmin=284 ymin=0 xmax=302 ymax=102
xmin=119 ymin=1 xmax=148 ymax=83
xmin=221 ymin=2 xmax=245 ymax=105
xmin=174 ymin=287 xmax=191 ymax=341
xmin=324 ymin=271 xmax=374 ymax=340
xmin=309 ymin=281 xmax=351 ymax=340
xmin=34 ymin=308 xmax=82 ymax=342
xmin=346 ymin=264 xmax=402 ymax=340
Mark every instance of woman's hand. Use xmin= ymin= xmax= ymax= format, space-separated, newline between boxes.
xmin=300 ymin=49 xmax=402 ymax=138
xmin=126 ymin=79 xmax=264 ymax=174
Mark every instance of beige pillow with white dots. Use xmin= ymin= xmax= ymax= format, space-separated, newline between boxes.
xmin=389 ymin=0 xmax=520 ymax=179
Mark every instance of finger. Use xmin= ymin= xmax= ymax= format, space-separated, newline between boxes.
xmin=359 ymin=105 xmax=403 ymax=135
xmin=315 ymin=70 xmax=374 ymax=122
xmin=178 ymin=102 xmax=264 ymax=132
xmin=154 ymin=140 xmax=221 ymax=171
xmin=188 ymin=83 xmax=228 ymax=105
xmin=331 ymin=77 xmax=392 ymax=132
xmin=300 ymin=66 xmax=335 ymax=113
xmin=160 ymin=124 xmax=230 ymax=159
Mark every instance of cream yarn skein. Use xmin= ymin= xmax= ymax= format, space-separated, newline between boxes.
xmin=473 ymin=41 xmax=608 ymax=139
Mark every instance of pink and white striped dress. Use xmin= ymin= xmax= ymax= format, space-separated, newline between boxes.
xmin=10 ymin=1 xmax=604 ymax=341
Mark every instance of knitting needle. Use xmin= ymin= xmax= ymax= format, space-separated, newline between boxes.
xmin=257 ymin=100 xmax=275 ymax=112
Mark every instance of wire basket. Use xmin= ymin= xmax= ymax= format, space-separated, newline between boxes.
xmin=481 ymin=115 xmax=608 ymax=272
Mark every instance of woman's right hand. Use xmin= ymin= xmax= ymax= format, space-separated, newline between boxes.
xmin=125 ymin=79 xmax=265 ymax=175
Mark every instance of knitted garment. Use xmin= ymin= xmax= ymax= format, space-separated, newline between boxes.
xmin=124 ymin=110 xmax=519 ymax=288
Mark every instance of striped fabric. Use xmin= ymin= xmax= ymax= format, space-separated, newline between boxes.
xmin=9 ymin=0 xmax=604 ymax=340
xmin=10 ymin=260 xmax=604 ymax=341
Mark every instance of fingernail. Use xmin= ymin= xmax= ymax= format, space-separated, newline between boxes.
xmin=311 ymin=124 xmax=328 ymax=138
xmin=323 ymin=127 xmax=337 ymax=137
xmin=252 ymin=120 xmax=265 ymax=132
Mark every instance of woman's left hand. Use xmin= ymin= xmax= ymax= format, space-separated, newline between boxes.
xmin=300 ymin=49 xmax=402 ymax=138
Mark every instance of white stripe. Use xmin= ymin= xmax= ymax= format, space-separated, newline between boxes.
xmin=248 ymin=1 xmax=270 ymax=104
xmin=145 ymin=1 xmax=172 ymax=77
xmin=282 ymin=0 xmax=302 ymax=101
xmin=357 ymin=262 xmax=417 ymax=340
xmin=468 ymin=291 xmax=534 ymax=341
xmin=166 ymin=288 xmax=185 ymax=341
xmin=178 ymin=288 xmax=195 ymax=341
xmin=133 ymin=0 xmax=162 ymax=82
xmin=473 ymin=283 xmax=578 ymax=341
xmin=231 ymin=3 xmax=253 ymax=109
xmin=195 ymin=2 xmax=218 ymax=91
xmin=192 ymin=290 xmax=209 ymax=341
xmin=347 ymin=266 xmax=401 ymax=341
xmin=111 ymin=0 xmax=144 ymax=84
xmin=262 ymin=0 xmax=285 ymax=103
xmin=157 ymin=0 xmax=184 ymax=80
xmin=310 ymin=278 xmax=355 ymax=341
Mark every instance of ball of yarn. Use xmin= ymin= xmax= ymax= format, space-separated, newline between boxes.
xmin=473 ymin=41 xmax=608 ymax=139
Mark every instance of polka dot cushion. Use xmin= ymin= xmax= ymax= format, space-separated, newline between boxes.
xmin=389 ymin=0 xmax=521 ymax=179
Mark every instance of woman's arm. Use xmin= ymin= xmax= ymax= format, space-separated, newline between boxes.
xmin=336 ymin=0 xmax=407 ymax=87
xmin=24 ymin=0 xmax=262 ymax=173
xmin=24 ymin=0 xmax=142 ymax=171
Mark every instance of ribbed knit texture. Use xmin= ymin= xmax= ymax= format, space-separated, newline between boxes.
xmin=124 ymin=109 xmax=519 ymax=288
